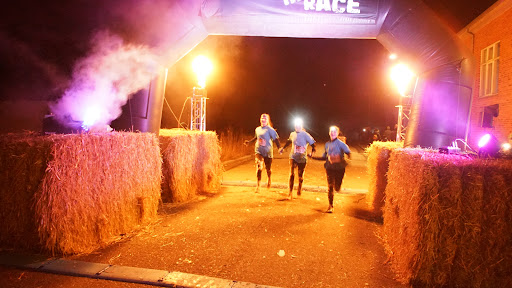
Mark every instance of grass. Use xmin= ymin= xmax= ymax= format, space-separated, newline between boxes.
xmin=218 ymin=128 xmax=253 ymax=161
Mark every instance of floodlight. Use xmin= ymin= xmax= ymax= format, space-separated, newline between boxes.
xmin=390 ymin=63 xmax=415 ymax=96
xmin=192 ymin=55 xmax=213 ymax=88
xmin=190 ymin=55 xmax=213 ymax=131
xmin=478 ymin=133 xmax=500 ymax=157
xmin=82 ymin=106 xmax=101 ymax=131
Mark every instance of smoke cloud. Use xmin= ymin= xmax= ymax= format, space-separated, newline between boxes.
xmin=50 ymin=31 xmax=159 ymax=132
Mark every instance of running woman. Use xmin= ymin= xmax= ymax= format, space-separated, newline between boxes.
xmin=309 ymin=125 xmax=351 ymax=213
xmin=244 ymin=113 xmax=281 ymax=192
xmin=279 ymin=118 xmax=316 ymax=200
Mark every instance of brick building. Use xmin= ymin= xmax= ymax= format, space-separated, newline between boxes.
xmin=458 ymin=0 xmax=512 ymax=148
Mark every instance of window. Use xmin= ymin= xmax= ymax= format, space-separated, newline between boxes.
xmin=480 ymin=42 xmax=500 ymax=97
xmin=481 ymin=104 xmax=499 ymax=128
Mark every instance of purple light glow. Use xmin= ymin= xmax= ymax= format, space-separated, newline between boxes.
xmin=478 ymin=134 xmax=491 ymax=148
xmin=50 ymin=31 xmax=159 ymax=131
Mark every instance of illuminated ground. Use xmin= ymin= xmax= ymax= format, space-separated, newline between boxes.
xmin=0 ymin=145 xmax=406 ymax=288
xmin=222 ymin=143 xmax=370 ymax=193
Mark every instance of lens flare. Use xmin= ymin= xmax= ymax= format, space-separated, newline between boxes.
xmin=192 ymin=55 xmax=213 ymax=88
xmin=390 ymin=63 xmax=415 ymax=96
xmin=82 ymin=106 xmax=102 ymax=131
xmin=294 ymin=117 xmax=303 ymax=127
xmin=478 ymin=134 xmax=491 ymax=148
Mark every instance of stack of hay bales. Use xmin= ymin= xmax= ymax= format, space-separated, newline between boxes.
xmin=366 ymin=141 xmax=402 ymax=214
xmin=0 ymin=132 xmax=162 ymax=255
xmin=159 ymin=129 xmax=223 ymax=203
xmin=0 ymin=133 xmax=53 ymax=251
xmin=383 ymin=148 xmax=512 ymax=287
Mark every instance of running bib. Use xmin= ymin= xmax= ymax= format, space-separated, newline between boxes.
xmin=258 ymin=138 xmax=267 ymax=146
xmin=294 ymin=145 xmax=306 ymax=154
xmin=328 ymin=154 xmax=341 ymax=164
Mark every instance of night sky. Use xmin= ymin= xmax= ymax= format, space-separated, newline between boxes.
xmin=164 ymin=36 xmax=393 ymax=140
xmin=0 ymin=0 xmax=498 ymax=140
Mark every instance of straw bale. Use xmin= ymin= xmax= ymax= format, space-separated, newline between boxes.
xmin=476 ymin=161 xmax=512 ymax=286
xmin=0 ymin=132 xmax=54 ymax=251
xmin=195 ymin=132 xmax=223 ymax=193
xmin=0 ymin=132 xmax=162 ymax=255
xmin=383 ymin=148 xmax=433 ymax=283
xmin=365 ymin=141 xmax=402 ymax=214
xmin=159 ymin=129 xmax=223 ymax=203
xmin=446 ymin=162 xmax=485 ymax=287
xmin=383 ymin=148 xmax=512 ymax=287
xmin=447 ymin=159 xmax=512 ymax=287
xmin=415 ymin=153 xmax=465 ymax=286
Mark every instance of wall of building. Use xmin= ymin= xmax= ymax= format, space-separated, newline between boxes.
xmin=459 ymin=1 xmax=512 ymax=148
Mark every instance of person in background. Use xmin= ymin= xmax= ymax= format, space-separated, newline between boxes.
xmin=309 ymin=125 xmax=351 ymax=213
xmin=279 ymin=118 xmax=316 ymax=200
xmin=383 ymin=126 xmax=394 ymax=141
xmin=371 ymin=128 xmax=381 ymax=143
xmin=244 ymin=113 xmax=281 ymax=193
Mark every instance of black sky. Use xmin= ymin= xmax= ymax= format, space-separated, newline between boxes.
xmin=164 ymin=36 xmax=394 ymax=139
xmin=0 ymin=0 xmax=498 ymax=140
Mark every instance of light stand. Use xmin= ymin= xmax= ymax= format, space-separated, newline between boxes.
xmin=190 ymin=55 xmax=212 ymax=131
xmin=396 ymin=95 xmax=411 ymax=142
xmin=190 ymin=87 xmax=207 ymax=131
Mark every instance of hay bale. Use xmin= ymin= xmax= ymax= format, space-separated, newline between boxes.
xmin=0 ymin=132 xmax=162 ymax=255
xmin=383 ymin=148 xmax=433 ymax=284
xmin=383 ymin=148 xmax=512 ymax=287
xmin=195 ymin=132 xmax=223 ymax=194
xmin=475 ymin=161 xmax=512 ymax=286
xmin=365 ymin=141 xmax=402 ymax=214
xmin=449 ymin=163 xmax=485 ymax=286
xmin=0 ymin=132 xmax=54 ymax=251
xmin=159 ymin=129 xmax=223 ymax=203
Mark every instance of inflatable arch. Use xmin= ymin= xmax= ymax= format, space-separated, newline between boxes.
xmin=130 ymin=0 xmax=474 ymax=149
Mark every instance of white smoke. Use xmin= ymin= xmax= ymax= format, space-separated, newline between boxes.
xmin=50 ymin=31 xmax=159 ymax=132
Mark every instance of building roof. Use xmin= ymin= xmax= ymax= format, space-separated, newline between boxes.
xmin=458 ymin=0 xmax=512 ymax=35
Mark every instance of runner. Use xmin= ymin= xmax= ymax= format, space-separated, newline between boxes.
xmin=309 ymin=125 xmax=351 ymax=213
xmin=279 ymin=118 xmax=316 ymax=200
xmin=244 ymin=113 xmax=281 ymax=192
